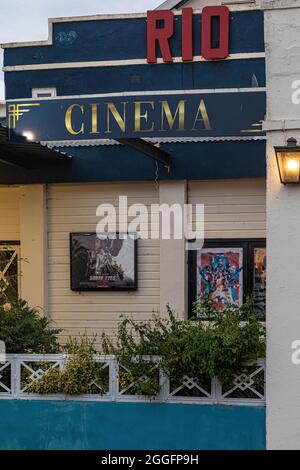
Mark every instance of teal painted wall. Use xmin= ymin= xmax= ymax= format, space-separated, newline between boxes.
xmin=0 ymin=401 xmax=266 ymax=450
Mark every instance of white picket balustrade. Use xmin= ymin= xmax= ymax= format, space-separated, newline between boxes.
xmin=0 ymin=354 xmax=265 ymax=406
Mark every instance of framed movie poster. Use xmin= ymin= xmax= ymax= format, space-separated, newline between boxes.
xmin=70 ymin=233 xmax=137 ymax=291
xmin=196 ymin=247 xmax=243 ymax=312
xmin=253 ymin=247 xmax=266 ymax=319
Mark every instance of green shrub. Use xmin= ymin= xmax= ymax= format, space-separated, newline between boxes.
xmin=29 ymin=299 xmax=265 ymax=398
xmin=102 ymin=298 xmax=265 ymax=394
xmin=30 ymin=337 xmax=109 ymax=395
xmin=0 ymin=299 xmax=61 ymax=354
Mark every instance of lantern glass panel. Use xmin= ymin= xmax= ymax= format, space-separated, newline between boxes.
xmin=276 ymin=151 xmax=300 ymax=184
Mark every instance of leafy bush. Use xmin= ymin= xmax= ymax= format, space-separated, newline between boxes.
xmin=102 ymin=298 xmax=265 ymax=395
xmin=30 ymin=337 xmax=109 ymax=395
xmin=29 ymin=299 xmax=265 ymax=398
xmin=0 ymin=299 xmax=61 ymax=354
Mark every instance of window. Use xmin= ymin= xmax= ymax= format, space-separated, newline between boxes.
xmin=32 ymin=88 xmax=56 ymax=99
xmin=188 ymin=239 xmax=266 ymax=320
xmin=0 ymin=243 xmax=20 ymax=304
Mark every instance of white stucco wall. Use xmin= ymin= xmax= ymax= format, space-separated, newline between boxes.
xmin=264 ymin=0 xmax=300 ymax=450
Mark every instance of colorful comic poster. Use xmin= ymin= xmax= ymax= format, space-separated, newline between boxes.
xmin=197 ymin=248 xmax=243 ymax=312
xmin=254 ymin=247 xmax=266 ymax=319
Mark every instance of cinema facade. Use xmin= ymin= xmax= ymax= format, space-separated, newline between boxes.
xmin=1 ymin=0 xmax=300 ymax=450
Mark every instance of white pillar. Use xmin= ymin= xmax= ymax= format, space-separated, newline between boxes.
xmin=159 ymin=180 xmax=187 ymax=318
xmin=19 ymin=185 xmax=47 ymax=315
xmin=266 ymin=134 xmax=300 ymax=449
xmin=263 ymin=0 xmax=300 ymax=449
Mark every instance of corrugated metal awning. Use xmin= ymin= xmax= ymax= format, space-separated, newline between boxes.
xmin=0 ymin=125 xmax=72 ymax=169
xmin=45 ymin=135 xmax=266 ymax=149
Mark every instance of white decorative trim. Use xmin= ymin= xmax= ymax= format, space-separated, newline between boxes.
xmin=0 ymin=354 xmax=266 ymax=406
xmin=263 ymin=119 xmax=300 ymax=132
xmin=44 ymin=136 xmax=266 ymax=148
xmin=158 ymin=0 xmax=257 ymax=9
xmin=6 ymin=86 xmax=266 ymax=103
xmin=259 ymin=0 xmax=300 ymax=11
xmin=32 ymin=87 xmax=57 ymax=99
xmin=156 ymin=0 xmax=184 ymax=9
xmin=2 ymin=52 xmax=265 ymax=73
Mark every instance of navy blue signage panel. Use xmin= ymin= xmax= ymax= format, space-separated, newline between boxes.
xmin=5 ymin=59 xmax=266 ymax=100
xmin=7 ymin=91 xmax=266 ymax=142
xmin=4 ymin=11 xmax=264 ymax=67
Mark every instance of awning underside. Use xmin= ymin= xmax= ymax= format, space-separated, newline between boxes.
xmin=0 ymin=125 xmax=72 ymax=169
xmin=0 ymin=138 xmax=266 ymax=185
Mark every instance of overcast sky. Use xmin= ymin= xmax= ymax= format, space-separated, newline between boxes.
xmin=0 ymin=0 xmax=162 ymax=100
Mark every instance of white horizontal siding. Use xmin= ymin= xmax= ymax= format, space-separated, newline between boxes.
xmin=48 ymin=179 xmax=266 ymax=345
xmin=47 ymin=182 xmax=160 ymax=345
xmin=188 ymin=178 xmax=266 ymax=239
xmin=0 ymin=188 xmax=20 ymax=241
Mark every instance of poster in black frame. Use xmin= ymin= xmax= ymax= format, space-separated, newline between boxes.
xmin=249 ymin=240 xmax=266 ymax=320
xmin=70 ymin=233 xmax=137 ymax=291
xmin=188 ymin=238 xmax=266 ymax=320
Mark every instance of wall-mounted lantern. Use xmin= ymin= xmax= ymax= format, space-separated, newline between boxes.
xmin=275 ymin=138 xmax=300 ymax=184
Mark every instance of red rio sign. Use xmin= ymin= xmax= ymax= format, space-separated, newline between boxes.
xmin=147 ymin=6 xmax=230 ymax=63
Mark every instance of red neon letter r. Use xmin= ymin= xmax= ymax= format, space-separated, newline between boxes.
xmin=201 ymin=6 xmax=230 ymax=60
xmin=147 ymin=10 xmax=174 ymax=63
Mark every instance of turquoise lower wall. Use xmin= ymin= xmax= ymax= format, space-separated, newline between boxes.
xmin=0 ymin=401 xmax=266 ymax=450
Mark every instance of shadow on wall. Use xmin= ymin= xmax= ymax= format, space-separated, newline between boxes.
xmin=0 ymin=401 xmax=266 ymax=450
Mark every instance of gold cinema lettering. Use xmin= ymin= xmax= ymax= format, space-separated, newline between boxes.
xmin=65 ymin=104 xmax=85 ymax=135
xmin=105 ymin=102 xmax=127 ymax=134
xmin=90 ymin=103 xmax=100 ymax=134
xmin=160 ymin=100 xmax=186 ymax=131
xmin=192 ymin=99 xmax=212 ymax=131
xmin=64 ymin=99 xmax=213 ymax=135
xmin=134 ymin=101 xmax=155 ymax=132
